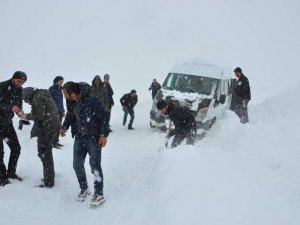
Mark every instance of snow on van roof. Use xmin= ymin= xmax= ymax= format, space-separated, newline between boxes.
xmin=169 ymin=61 xmax=233 ymax=79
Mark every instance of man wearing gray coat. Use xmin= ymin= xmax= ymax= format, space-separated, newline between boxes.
xmin=20 ymin=87 xmax=61 ymax=188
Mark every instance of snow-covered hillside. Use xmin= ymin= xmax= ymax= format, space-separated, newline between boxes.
xmin=1 ymin=83 xmax=300 ymax=225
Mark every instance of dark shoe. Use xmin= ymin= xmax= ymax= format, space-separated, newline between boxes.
xmin=53 ymin=144 xmax=61 ymax=149
xmin=56 ymin=143 xmax=64 ymax=147
xmin=8 ymin=173 xmax=23 ymax=181
xmin=122 ymin=122 xmax=126 ymax=126
xmin=0 ymin=178 xmax=10 ymax=186
xmin=38 ymin=183 xmax=54 ymax=188
xmin=128 ymin=126 xmax=134 ymax=130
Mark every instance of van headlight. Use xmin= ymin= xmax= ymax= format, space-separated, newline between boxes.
xmin=196 ymin=107 xmax=208 ymax=121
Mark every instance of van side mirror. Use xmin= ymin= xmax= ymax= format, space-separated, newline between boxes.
xmin=220 ymin=95 xmax=226 ymax=104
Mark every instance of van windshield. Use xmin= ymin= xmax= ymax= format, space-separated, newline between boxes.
xmin=162 ymin=73 xmax=218 ymax=95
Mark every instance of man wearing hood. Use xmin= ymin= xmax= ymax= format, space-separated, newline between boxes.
xmin=20 ymin=87 xmax=61 ymax=188
xmin=60 ymin=81 xmax=109 ymax=207
xmin=49 ymin=76 xmax=65 ymax=149
xmin=0 ymin=71 xmax=27 ymax=186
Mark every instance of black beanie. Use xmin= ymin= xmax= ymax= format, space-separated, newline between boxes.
xmin=157 ymin=99 xmax=167 ymax=110
xmin=234 ymin=67 xmax=242 ymax=73
xmin=53 ymin=76 xmax=64 ymax=84
xmin=12 ymin=71 xmax=27 ymax=81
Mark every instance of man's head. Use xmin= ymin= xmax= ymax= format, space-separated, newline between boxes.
xmin=22 ymin=87 xmax=36 ymax=104
xmin=156 ymin=99 xmax=168 ymax=114
xmin=62 ymin=81 xmax=80 ymax=102
xmin=103 ymin=74 xmax=110 ymax=84
xmin=130 ymin=89 xmax=137 ymax=97
xmin=153 ymin=79 xmax=157 ymax=83
xmin=12 ymin=71 xmax=27 ymax=88
xmin=94 ymin=75 xmax=102 ymax=86
xmin=53 ymin=76 xmax=64 ymax=87
xmin=234 ymin=67 xmax=242 ymax=78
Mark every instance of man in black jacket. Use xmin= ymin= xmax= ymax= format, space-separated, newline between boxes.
xmin=0 ymin=71 xmax=27 ymax=186
xmin=149 ymin=79 xmax=161 ymax=100
xmin=120 ymin=90 xmax=138 ymax=130
xmin=234 ymin=67 xmax=251 ymax=124
xmin=157 ymin=99 xmax=197 ymax=148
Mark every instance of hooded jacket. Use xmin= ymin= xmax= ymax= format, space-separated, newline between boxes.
xmin=62 ymin=82 xmax=110 ymax=139
xmin=23 ymin=88 xmax=61 ymax=138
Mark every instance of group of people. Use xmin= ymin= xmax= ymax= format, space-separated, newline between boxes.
xmin=0 ymin=72 xmax=141 ymax=207
xmin=0 ymin=67 xmax=250 ymax=206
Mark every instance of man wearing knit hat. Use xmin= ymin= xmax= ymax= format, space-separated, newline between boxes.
xmin=0 ymin=71 xmax=27 ymax=186
xmin=49 ymin=76 xmax=65 ymax=149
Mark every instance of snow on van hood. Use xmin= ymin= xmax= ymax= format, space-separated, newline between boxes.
xmin=160 ymin=88 xmax=213 ymax=111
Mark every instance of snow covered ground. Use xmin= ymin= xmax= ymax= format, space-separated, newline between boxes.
xmin=1 ymin=82 xmax=300 ymax=225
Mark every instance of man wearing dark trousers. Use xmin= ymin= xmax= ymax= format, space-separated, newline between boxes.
xmin=49 ymin=76 xmax=65 ymax=149
xmin=120 ymin=90 xmax=138 ymax=130
xmin=60 ymin=82 xmax=109 ymax=206
xmin=20 ymin=87 xmax=61 ymax=188
xmin=0 ymin=71 xmax=27 ymax=186
xmin=157 ymin=99 xmax=197 ymax=148
xmin=233 ymin=67 xmax=251 ymax=124
xmin=149 ymin=78 xmax=161 ymax=100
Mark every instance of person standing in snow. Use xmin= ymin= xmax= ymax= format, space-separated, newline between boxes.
xmin=148 ymin=78 xmax=161 ymax=100
xmin=156 ymin=99 xmax=197 ymax=148
xmin=101 ymin=74 xmax=114 ymax=131
xmin=60 ymin=81 xmax=109 ymax=206
xmin=120 ymin=90 xmax=138 ymax=130
xmin=20 ymin=87 xmax=61 ymax=188
xmin=91 ymin=74 xmax=114 ymax=132
xmin=49 ymin=76 xmax=65 ymax=149
xmin=0 ymin=71 xmax=27 ymax=186
xmin=233 ymin=67 xmax=251 ymax=124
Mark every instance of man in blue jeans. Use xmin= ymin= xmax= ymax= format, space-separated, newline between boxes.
xmin=120 ymin=89 xmax=138 ymax=130
xmin=60 ymin=81 xmax=109 ymax=207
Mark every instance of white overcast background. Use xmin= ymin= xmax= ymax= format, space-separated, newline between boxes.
xmin=1 ymin=0 xmax=300 ymax=102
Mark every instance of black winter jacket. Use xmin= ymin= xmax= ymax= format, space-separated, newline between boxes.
xmin=62 ymin=82 xmax=110 ymax=139
xmin=0 ymin=79 xmax=23 ymax=124
xmin=167 ymin=102 xmax=197 ymax=137
xmin=120 ymin=93 xmax=138 ymax=110
xmin=236 ymin=74 xmax=251 ymax=101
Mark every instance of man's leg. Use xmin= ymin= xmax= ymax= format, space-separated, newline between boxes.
xmin=73 ymin=135 xmax=88 ymax=190
xmin=87 ymin=140 xmax=103 ymax=195
xmin=37 ymin=133 xmax=56 ymax=187
xmin=0 ymin=137 xmax=8 ymax=184
xmin=171 ymin=133 xmax=185 ymax=148
xmin=128 ymin=109 xmax=135 ymax=129
xmin=123 ymin=108 xmax=128 ymax=125
xmin=240 ymin=101 xmax=249 ymax=124
xmin=5 ymin=124 xmax=21 ymax=178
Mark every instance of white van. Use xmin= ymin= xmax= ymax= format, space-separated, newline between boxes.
xmin=150 ymin=61 xmax=234 ymax=130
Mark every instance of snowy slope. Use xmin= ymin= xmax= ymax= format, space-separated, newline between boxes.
xmin=1 ymin=83 xmax=300 ymax=225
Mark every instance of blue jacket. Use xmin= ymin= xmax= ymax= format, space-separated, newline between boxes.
xmin=49 ymin=84 xmax=65 ymax=113
xmin=62 ymin=82 xmax=110 ymax=139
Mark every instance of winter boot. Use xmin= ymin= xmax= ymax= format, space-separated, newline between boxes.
xmin=89 ymin=193 xmax=105 ymax=208
xmin=77 ymin=188 xmax=91 ymax=202
xmin=8 ymin=173 xmax=23 ymax=181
